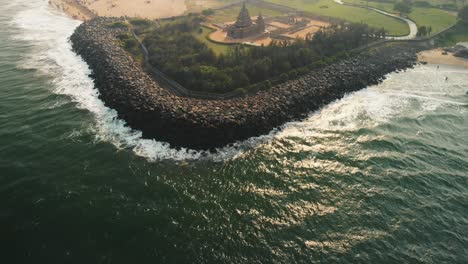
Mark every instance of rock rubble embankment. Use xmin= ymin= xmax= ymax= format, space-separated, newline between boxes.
xmin=71 ymin=18 xmax=420 ymax=150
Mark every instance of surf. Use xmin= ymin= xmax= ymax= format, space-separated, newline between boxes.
xmin=8 ymin=0 xmax=468 ymax=161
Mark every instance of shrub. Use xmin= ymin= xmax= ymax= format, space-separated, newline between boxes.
xmin=109 ymin=21 xmax=128 ymax=28
xmin=413 ymin=1 xmax=431 ymax=7
xmin=233 ymin=87 xmax=247 ymax=95
xmin=459 ymin=6 xmax=468 ymax=23
xmin=439 ymin=4 xmax=457 ymax=11
xmin=129 ymin=18 xmax=152 ymax=26
xmin=279 ymin=73 xmax=289 ymax=82
xmin=139 ymin=18 xmax=376 ymax=93
xmin=394 ymin=2 xmax=412 ymax=14
xmin=201 ymin=9 xmax=215 ymax=16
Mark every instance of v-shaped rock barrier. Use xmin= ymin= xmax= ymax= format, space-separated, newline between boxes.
xmin=71 ymin=18 xmax=420 ymax=150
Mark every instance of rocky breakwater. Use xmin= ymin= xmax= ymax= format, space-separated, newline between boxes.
xmin=71 ymin=18 xmax=420 ymax=150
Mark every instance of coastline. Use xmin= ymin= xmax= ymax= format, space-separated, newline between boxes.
xmin=49 ymin=0 xmax=95 ymax=21
xmin=418 ymin=48 xmax=468 ymax=68
xmin=71 ymin=18 xmax=420 ymax=150
xmin=49 ymin=0 xmax=217 ymax=21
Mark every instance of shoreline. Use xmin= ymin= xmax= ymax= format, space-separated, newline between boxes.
xmin=71 ymin=18 xmax=420 ymax=150
xmin=418 ymin=48 xmax=468 ymax=68
xmin=49 ymin=0 xmax=95 ymax=21
xmin=49 ymin=0 xmax=220 ymax=21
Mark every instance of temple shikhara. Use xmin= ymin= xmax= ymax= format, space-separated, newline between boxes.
xmin=227 ymin=3 xmax=265 ymax=39
xmin=205 ymin=1 xmax=330 ymax=46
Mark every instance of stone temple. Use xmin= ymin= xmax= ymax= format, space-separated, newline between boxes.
xmin=227 ymin=3 xmax=265 ymax=39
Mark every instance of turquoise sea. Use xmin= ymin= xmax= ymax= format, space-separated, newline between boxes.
xmin=1 ymin=0 xmax=467 ymax=263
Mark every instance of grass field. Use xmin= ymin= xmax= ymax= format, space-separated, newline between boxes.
xmin=184 ymin=0 xmax=241 ymax=12
xmin=210 ymin=2 xmax=286 ymax=22
xmin=264 ymin=0 xmax=409 ymax=35
xmin=409 ymin=7 xmax=457 ymax=32
xmin=344 ymin=0 xmax=457 ymax=33
xmin=414 ymin=0 xmax=465 ymax=10
xmin=193 ymin=26 xmax=234 ymax=54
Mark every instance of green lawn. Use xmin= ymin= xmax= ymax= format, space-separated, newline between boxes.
xmin=193 ymin=26 xmax=233 ymax=54
xmin=414 ymin=0 xmax=464 ymax=10
xmin=185 ymin=0 xmax=241 ymax=10
xmin=410 ymin=7 xmax=457 ymax=32
xmin=344 ymin=0 xmax=457 ymax=33
xmin=210 ymin=2 xmax=286 ymax=22
xmin=265 ymin=0 xmax=410 ymax=35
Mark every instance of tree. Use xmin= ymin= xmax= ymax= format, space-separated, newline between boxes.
xmin=376 ymin=27 xmax=387 ymax=38
xmin=417 ymin=26 xmax=428 ymax=36
xmin=394 ymin=1 xmax=412 ymax=14
xmin=459 ymin=5 xmax=468 ymax=22
xmin=201 ymin=9 xmax=214 ymax=16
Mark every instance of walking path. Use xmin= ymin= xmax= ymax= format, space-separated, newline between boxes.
xmin=331 ymin=0 xmax=418 ymax=39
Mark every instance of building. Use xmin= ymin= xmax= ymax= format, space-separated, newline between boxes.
xmin=227 ymin=3 xmax=265 ymax=39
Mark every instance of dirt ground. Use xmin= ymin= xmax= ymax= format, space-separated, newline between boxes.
xmin=208 ymin=28 xmax=273 ymax=46
xmin=51 ymin=0 xmax=224 ymax=20
xmin=418 ymin=48 xmax=468 ymax=68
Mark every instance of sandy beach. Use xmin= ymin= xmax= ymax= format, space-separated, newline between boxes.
xmin=50 ymin=0 xmax=96 ymax=20
xmin=84 ymin=0 xmax=187 ymax=19
xmin=50 ymin=0 xmax=227 ymax=20
xmin=418 ymin=48 xmax=468 ymax=68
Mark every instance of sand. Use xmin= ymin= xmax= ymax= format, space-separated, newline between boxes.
xmin=282 ymin=19 xmax=329 ymax=39
xmin=50 ymin=0 xmax=96 ymax=20
xmin=418 ymin=48 xmax=468 ymax=68
xmin=208 ymin=28 xmax=273 ymax=46
xmin=268 ymin=21 xmax=292 ymax=29
xmin=50 ymin=0 xmax=223 ymax=20
xmin=84 ymin=0 xmax=187 ymax=19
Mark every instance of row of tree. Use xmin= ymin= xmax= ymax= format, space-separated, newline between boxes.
xmin=460 ymin=5 xmax=468 ymax=22
xmin=416 ymin=25 xmax=432 ymax=36
xmin=393 ymin=0 xmax=467 ymax=14
xmin=141 ymin=18 xmax=378 ymax=93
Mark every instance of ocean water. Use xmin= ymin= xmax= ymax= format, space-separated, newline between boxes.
xmin=1 ymin=0 xmax=467 ymax=263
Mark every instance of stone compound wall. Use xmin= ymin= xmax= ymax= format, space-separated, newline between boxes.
xmin=227 ymin=23 xmax=265 ymax=39
xmin=71 ymin=18 xmax=420 ymax=150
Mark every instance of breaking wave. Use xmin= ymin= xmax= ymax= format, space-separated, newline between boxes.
xmin=9 ymin=0 xmax=468 ymax=161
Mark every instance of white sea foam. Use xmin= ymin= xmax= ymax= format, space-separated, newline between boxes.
xmin=276 ymin=65 xmax=468 ymax=138
xmin=9 ymin=0 xmax=275 ymax=161
xmin=8 ymin=0 xmax=468 ymax=161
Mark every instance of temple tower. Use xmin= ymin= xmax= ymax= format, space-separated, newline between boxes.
xmin=234 ymin=3 xmax=253 ymax=28
xmin=227 ymin=2 xmax=266 ymax=39
xmin=256 ymin=12 xmax=265 ymax=32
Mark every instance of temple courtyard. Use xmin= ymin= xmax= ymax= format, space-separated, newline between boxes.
xmin=203 ymin=3 xmax=330 ymax=46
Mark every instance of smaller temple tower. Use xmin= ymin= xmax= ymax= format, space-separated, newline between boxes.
xmin=256 ymin=12 xmax=265 ymax=32
xmin=227 ymin=2 xmax=266 ymax=39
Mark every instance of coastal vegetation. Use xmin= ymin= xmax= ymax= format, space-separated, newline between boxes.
xmin=435 ymin=6 xmax=468 ymax=46
xmin=116 ymin=32 xmax=143 ymax=61
xmin=71 ymin=18 xmax=420 ymax=149
xmin=137 ymin=17 xmax=379 ymax=93
xmin=459 ymin=5 xmax=468 ymax=22
xmin=193 ymin=26 xmax=233 ymax=55
xmin=394 ymin=1 xmax=413 ymax=14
